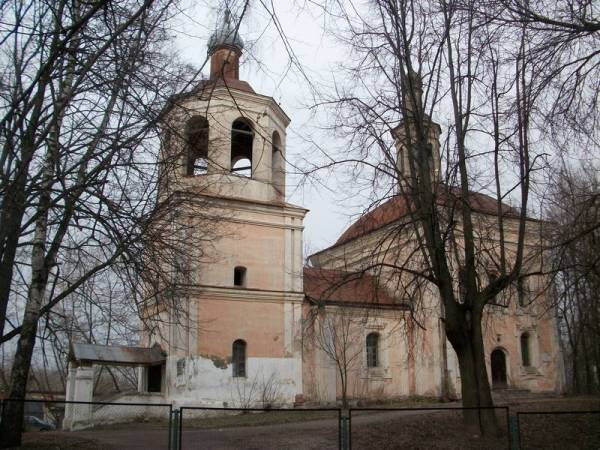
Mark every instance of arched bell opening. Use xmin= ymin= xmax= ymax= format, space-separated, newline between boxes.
xmin=231 ymin=118 xmax=254 ymax=177
xmin=184 ymin=116 xmax=209 ymax=176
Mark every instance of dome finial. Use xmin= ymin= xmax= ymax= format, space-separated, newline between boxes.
xmin=207 ymin=8 xmax=244 ymax=55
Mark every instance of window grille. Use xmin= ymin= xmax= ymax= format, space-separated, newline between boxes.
xmin=366 ymin=333 xmax=379 ymax=368
xmin=232 ymin=339 xmax=247 ymax=377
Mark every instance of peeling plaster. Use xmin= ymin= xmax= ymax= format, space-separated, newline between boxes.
xmin=166 ymin=355 xmax=302 ymax=406
xmin=200 ymin=353 xmax=230 ymax=370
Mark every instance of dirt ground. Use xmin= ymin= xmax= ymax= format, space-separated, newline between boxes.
xmin=24 ymin=420 xmax=338 ymax=450
xmin=349 ymin=408 xmax=509 ymax=450
xmin=20 ymin=396 xmax=600 ymax=450
xmin=350 ymin=396 xmax=600 ymax=450
xmin=510 ymin=397 xmax=600 ymax=450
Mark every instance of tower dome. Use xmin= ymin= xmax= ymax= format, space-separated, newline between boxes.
xmin=207 ymin=10 xmax=244 ymax=55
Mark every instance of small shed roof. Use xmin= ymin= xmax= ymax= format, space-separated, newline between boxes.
xmin=69 ymin=343 xmax=165 ymax=367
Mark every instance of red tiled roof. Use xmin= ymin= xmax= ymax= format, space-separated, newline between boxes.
xmin=303 ymin=267 xmax=404 ymax=309
xmin=335 ymin=185 xmax=521 ymax=247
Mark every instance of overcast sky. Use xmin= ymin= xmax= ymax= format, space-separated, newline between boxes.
xmin=172 ymin=2 xmax=362 ymax=255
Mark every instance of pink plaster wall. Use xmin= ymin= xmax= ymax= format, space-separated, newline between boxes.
xmin=198 ymin=221 xmax=287 ymax=291
xmin=197 ymin=297 xmax=286 ymax=359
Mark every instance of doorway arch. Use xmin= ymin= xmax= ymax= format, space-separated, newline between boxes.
xmin=491 ymin=348 xmax=508 ymax=388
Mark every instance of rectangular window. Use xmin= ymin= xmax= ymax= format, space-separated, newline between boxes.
xmin=234 ymin=266 xmax=247 ymax=287
xmin=147 ymin=365 xmax=162 ymax=392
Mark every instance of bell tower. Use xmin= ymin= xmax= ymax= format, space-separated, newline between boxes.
xmin=160 ymin=10 xmax=288 ymax=203
xmin=391 ymin=70 xmax=441 ymax=189
xmin=156 ymin=10 xmax=306 ymax=406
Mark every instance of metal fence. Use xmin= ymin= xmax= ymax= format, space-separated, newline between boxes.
xmin=4 ymin=399 xmax=596 ymax=450
xmin=179 ymin=406 xmax=342 ymax=450
xmin=1 ymin=398 xmax=173 ymax=450
xmin=516 ymin=410 xmax=600 ymax=450
xmin=348 ymin=406 xmax=510 ymax=450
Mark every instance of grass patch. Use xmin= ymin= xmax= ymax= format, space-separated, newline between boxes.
xmin=21 ymin=432 xmax=111 ymax=449
xmin=182 ymin=409 xmax=338 ymax=429
xmin=88 ymin=417 xmax=170 ymax=431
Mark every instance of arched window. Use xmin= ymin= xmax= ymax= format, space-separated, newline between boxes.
xmin=185 ymin=116 xmax=209 ymax=176
xmin=232 ymin=339 xmax=247 ymax=377
xmin=271 ymin=131 xmax=284 ymax=195
xmin=491 ymin=348 xmax=507 ymax=387
xmin=520 ymin=332 xmax=531 ymax=367
xmin=234 ymin=266 xmax=247 ymax=287
xmin=231 ymin=118 xmax=253 ymax=177
xmin=366 ymin=333 xmax=379 ymax=368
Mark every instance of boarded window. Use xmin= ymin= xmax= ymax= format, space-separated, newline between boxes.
xmin=234 ymin=266 xmax=247 ymax=287
xmin=231 ymin=119 xmax=253 ymax=177
xmin=232 ymin=339 xmax=246 ymax=377
xmin=185 ymin=116 xmax=209 ymax=176
xmin=521 ymin=332 xmax=531 ymax=367
xmin=176 ymin=358 xmax=186 ymax=377
xmin=366 ymin=333 xmax=379 ymax=368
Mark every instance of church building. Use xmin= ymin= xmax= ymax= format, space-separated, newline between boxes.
xmin=63 ymin=13 xmax=564 ymax=422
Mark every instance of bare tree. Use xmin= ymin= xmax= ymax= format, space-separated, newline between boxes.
xmin=37 ymin=265 xmax=142 ymax=395
xmin=547 ymin=163 xmax=600 ymax=394
xmin=304 ymin=302 xmax=365 ymax=408
xmin=292 ymin=0 xmax=598 ymax=433
xmin=0 ymin=0 xmax=216 ymax=445
xmin=304 ymin=305 xmax=364 ymax=408
xmin=302 ymin=268 xmax=405 ymax=408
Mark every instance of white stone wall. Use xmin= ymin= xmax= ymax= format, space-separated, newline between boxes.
xmin=86 ymin=395 xmax=170 ymax=428
xmin=165 ymin=355 xmax=302 ymax=407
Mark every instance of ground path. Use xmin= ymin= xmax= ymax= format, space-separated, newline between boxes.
xmin=24 ymin=395 xmax=599 ymax=450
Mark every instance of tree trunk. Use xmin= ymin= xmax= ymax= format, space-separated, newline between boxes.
xmin=448 ymin=310 xmax=498 ymax=436
xmin=0 ymin=120 xmax=57 ymax=447
xmin=581 ymin=332 xmax=592 ymax=394
xmin=0 ymin=198 xmax=26 ymax=339
xmin=572 ymin=346 xmax=580 ymax=393
xmin=0 ymin=231 xmax=50 ymax=447
xmin=338 ymin=362 xmax=349 ymax=408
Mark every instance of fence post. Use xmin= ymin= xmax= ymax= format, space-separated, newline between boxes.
xmin=169 ymin=409 xmax=180 ymax=450
xmin=340 ymin=413 xmax=350 ymax=450
xmin=509 ymin=415 xmax=520 ymax=450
